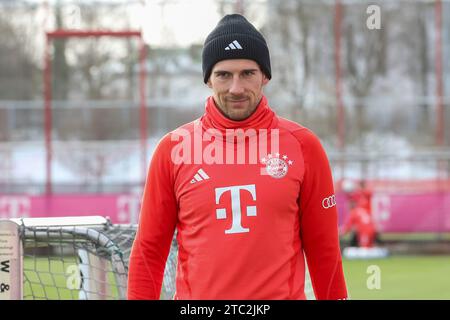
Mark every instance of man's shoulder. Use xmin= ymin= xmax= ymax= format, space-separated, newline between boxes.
xmin=154 ymin=119 xmax=199 ymax=151
xmin=158 ymin=120 xmax=199 ymax=142
xmin=173 ymin=119 xmax=200 ymax=133
xmin=277 ymin=116 xmax=305 ymax=132
xmin=161 ymin=119 xmax=198 ymax=136
xmin=277 ymin=117 xmax=320 ymax=144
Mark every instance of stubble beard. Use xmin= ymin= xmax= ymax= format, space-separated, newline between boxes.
xmin=217 ymin=95 xmax=259 ymax=121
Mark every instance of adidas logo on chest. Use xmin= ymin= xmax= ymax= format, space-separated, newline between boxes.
xmin=190 ymin=168 xmax=210 ymax=184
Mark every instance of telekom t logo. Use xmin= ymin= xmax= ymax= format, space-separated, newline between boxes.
xmin=0 ymin=196 xmax=31 ymax=219
xmin=215 ymin=184 xmax=257 ymax=234
xmin=117 ymin=195 xmax=141 ymax=224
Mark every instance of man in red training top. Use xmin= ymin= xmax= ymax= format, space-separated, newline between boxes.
xmin=127 ymin=14 xmax=348 ymax=300
xmin=341 ymin=180 xmax=377 ymax=248
xmin=341 ymin=196 xmax=376 ymax=248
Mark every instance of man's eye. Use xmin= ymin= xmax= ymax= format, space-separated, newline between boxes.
xmin=217 ymin=72 xmax=230 ymax=78
xmin=243 ymin=71 xmax=255 ymax=76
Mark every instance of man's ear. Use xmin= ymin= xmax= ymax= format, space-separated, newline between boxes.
xmin=206 ymin=79 xmax=212 ymax=88
xmin=262 ymin=74 xmax=270 ymax=86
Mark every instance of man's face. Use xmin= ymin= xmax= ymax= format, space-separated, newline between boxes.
xmin=207 ymin=59 xmax=269 ymax=121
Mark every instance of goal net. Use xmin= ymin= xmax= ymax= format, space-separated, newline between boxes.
xmin=0 ymin=216 xmax=314 ymax=300
xmin=0 ymin=216 xmax=177 ymax=300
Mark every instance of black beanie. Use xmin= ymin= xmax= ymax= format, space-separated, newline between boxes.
xmin=202 ymin=14 xmax=271 ymax=83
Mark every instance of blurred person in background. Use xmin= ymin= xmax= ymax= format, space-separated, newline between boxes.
xmin=341 ymin=179 xmax=378 ymax=248
xmin=128 ymin=14 xmax=347 ymax=300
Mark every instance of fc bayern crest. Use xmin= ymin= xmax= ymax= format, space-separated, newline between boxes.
xmin=261 ymin=153 xmax=293 ymax=179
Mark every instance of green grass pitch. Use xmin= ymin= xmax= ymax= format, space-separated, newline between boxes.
xmin=342 ymin=255 xmax=450 ymax=299
xmin=23 ymin=257 xmax=119 ymax=300
xmin=21 ymin=255 xmax=450 ymax=299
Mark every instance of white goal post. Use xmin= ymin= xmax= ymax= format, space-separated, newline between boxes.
xmin=0 ymin=216 xmax=314 ymax=300
xmin=0 ymin=216 xmax=177 ymax=300
xmin=0 ymin=220 xmax=23 ymax=299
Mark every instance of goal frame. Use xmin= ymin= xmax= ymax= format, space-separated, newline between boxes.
xmin=0 ymin=216 xmax=178 ymax=300
xmin=43 ymin=29 xmax=148 ymax=194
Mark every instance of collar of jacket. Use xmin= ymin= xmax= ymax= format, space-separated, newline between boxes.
xmin=201 ymin=95 xmax=278 ymax=139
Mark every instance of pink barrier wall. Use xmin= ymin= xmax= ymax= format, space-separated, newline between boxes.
xmin=0 ymin=194 xmax=141 ymax=224
xmin=337 ymin=192 xmax=450 ymax=232
xmin=1 ymin=192 xmax=449 ymax=232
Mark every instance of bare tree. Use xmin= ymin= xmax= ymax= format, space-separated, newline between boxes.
xmin=53 ymin=2 xmax=70 ymax=100
xmin=0 ymin=11 xmax=37 ymax=100
xmin=417 ymin=6 xmax=431 ymax=139
xmin=343 ymin=4 xmax=384 ymax=145
xmin=0 ymin=7 xmax=39 ymax=140
xmin=264 ymin=0 xmax=312 ymax=121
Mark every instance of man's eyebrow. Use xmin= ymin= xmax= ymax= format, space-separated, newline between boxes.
xmin=213 ymin=69 xmax=259 ymax=74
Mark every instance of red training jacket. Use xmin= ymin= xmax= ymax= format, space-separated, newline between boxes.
xmin=127 ymin=96 xmax=347 ymax=300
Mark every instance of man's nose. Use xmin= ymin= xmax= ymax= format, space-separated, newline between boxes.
xmin=229 ymin=76 xmax=245 ymax=95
